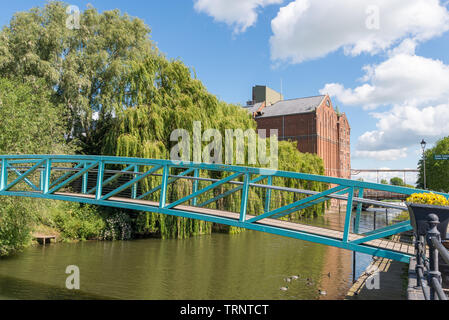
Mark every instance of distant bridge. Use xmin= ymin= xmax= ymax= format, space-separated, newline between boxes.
xmin=1 ymin=155 xmax=447 ymax=263
xmin=351 ymin=169 xmax=419 ymax=185
xmin=362 ymin=190 xmax=408 ymax=201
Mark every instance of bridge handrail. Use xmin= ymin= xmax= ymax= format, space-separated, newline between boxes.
xmin=0 ymin=154 xmax=444 ymax=198
xmin=415 ymin=214 xmax=449 ymax=300
xmin=3 ymin=165 xmax=408 ymax=210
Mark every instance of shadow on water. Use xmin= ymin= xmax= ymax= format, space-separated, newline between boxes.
xmin=0 ymin=274 xmax=115 ymax=300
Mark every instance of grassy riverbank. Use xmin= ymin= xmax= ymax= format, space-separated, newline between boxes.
xmin=0 ymin=197 xmax=137 ymax=257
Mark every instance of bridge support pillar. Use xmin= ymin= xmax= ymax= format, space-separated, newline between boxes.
xmin=343 ymin=187 xmax=354 ymax=243
xmin=43 ymin=159 xmax=52 ymax=194
xmin=192 ymin=169 xmax=199 ymax=206
xmin=131 ymin=165 xmax=139 ymax=199
xmin=82 ymin=163 xmax=88 ymax=194
xmin=95 ymin=161 xmax=104 ymax=200
xmin=1 ymin=159 xmax=7 ymax=191
xmin=354 ymin=187 xmax=364 ymax=234
xmin=239 ymin=173 xmax=250 ymax=222
xmin=264 ymin=176 xmax=272 ymax=213
xmin=159 ymin=165 xmax=169 ymax=208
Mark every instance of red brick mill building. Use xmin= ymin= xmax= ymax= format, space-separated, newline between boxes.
xmin=244 ymin=85 xmax=351 ymax=179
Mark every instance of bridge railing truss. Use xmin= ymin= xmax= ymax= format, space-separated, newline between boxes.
xmin=2 ymin=155 xmax=449 ymax=263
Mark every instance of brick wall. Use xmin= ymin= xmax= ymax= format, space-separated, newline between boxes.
xmin=254 ymin=95 xmax=351 ymax=180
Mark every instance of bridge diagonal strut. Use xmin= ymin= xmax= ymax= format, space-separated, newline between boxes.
xmin=350 ymin=222 xmax=413 ymax=245
xmin=165 ymin=172 xmax=244 ymax=209
xmin=137 ymin=167 xmax=195 ymax=200
xmin=49 ymin=162 xmax=86 ymax=190
xmin=47 ymin=161 xmax=99 ymax=194
xmin=3 ymin=159 xmax=46 ymax=191
xmin=88 ymin=164 xmax=136 ymax=195
xmin=7 ymin=166 xmax=40 ymax=191
xmin=271 ymin=188 xmax=350 ymax=219
xmin=246 ymin=185 xmax=348 ymax=223
xmin=101 ymin=165 xmax=163 ymax=201
xmin=198 ymin=175 xmax=267 ymax=208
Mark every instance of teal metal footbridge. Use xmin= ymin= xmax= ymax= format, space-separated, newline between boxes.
xmin=2 ymin=155 xmax=447 ymax=263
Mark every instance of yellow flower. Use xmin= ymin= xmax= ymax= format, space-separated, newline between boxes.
xmin=407 ymin=192 xmax=449 ymax=206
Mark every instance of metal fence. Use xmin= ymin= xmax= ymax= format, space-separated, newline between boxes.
xmin=415 ymin=214 xmax=449 ymax=300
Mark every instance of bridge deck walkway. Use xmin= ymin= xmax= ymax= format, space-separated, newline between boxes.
xmin=57 ymin=192 xmax=414 ymax=256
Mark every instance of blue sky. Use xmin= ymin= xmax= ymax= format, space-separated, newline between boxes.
xmin=2 ymin=0 xmax=449 ymax=183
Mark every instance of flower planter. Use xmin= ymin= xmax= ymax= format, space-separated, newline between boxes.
xmin=406 ymin=203 xmax=449 ymax=239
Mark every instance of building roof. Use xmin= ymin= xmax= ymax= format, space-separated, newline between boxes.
xmin=244 ymin=95 xmax=326 ymax=118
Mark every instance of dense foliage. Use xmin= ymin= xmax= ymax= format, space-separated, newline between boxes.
xmin=0 ymin=1 xmax=154 ymax=152
xmin=0 ymin=77 xmax=73 ymax=255
xmin=390 ymin=177 xmax=405 ymax=186
xmin=0 ymin=77 xmax=70 ymax=154
xmin=418 ymin=136 xmax=449 ymax=192
xmin=101 ymin=56 xmax=327 ymax=238
xmin=0 ymin=2 xmax=328 ymax=247
xmin=0 ymin=197 xmax=33 ymax=256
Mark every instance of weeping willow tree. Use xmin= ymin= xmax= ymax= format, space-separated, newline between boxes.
xmin=101 ymin=49 xmax=327 ymax=239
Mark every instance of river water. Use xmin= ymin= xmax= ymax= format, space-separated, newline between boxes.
xmin=0 ymin=207 xmax=402 ymax=300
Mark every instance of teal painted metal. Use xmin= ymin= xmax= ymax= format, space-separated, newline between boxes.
xmin=159 ymin=165 xmax=169 ymax=208
xmin=4 ymin=159 xmax=45 ymax=191
xmin=137 ymin=167 xmax=194 ymax=200
xmin=342 ymin=188 xmax=354 ymax=243
xmin=246 ymin=185 xmax=348 ymax=223
xmin=43 ymin=159 xmax=51 ymax=194
xmin=265 ymin=175 xmax=272 ymax=213
xmin=165 ymin=172 xmax=243 ymax=210
xmin=0 ymin=159 xmax=7 ymax=191
xmin=2 ymin=154 xmax=447 ymax=263
xmin=131 ymin=165 xmax=139 ymax=199
xmin=82 ymin=163 xmax=88 ymax=194
xmin=88 ymin=164 xmax=135 ymax=194
xmin=271 ymin=188 xmax=350 ymax=219
xmin=198 ymin=174 xmax=266 ymax=208
xmin=95 ymin=161 xmax=104 ymax=201
xmin=40 ymin=169 xmax=44 ymax=191
xmin=101 ymin=165 xmax=161 ymax=201
xmin=354 ymin=187 xmax=364 ymax=234
xmin=239 ymin=173 xmax=251 ymax=222
xmin=362 ymin=220 xmax=411 ymax=236
xmin=48 ymin=162 xmax=98 ymax=194
xmin=350 ymin=223 xmax=413 ymax=245
xmin=192 ymin=168 xmax=199 ymax=206
xmin=49 ymin=162 xmax=85 ymax=189
xmin=8 ymin=166 xmax=39 ymax=191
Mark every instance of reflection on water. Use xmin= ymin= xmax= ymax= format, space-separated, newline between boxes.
xmin=0 ymin=207 xmax=404 ymax=300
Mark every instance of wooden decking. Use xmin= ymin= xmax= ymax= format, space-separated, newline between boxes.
xmin=33 ymin=234 xmax=56 ymax=245
xmin=56 ymin=192 xmax=414 ymax=256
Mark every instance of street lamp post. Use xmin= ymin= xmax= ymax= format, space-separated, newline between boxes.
xmin=421 ymin=139 xmax=427 ymax=189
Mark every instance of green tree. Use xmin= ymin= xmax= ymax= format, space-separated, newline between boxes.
xmin=0 ymin=77 xmax=70 ymax=154
xmin=380 ymin=179 xmax=388 ymax=185
xmin=101 ymin=56 xmax=327 ymax=238
xmin=0 ymin=77 xmax=73 ymax=255
xmin=417 ymin=136 xmax=449 ymax=192
xmin=390 ymin=177 xmax=405 ymax=186
xmin=0 ymin=2 xmax=154 ymax=152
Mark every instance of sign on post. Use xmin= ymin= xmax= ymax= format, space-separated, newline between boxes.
xmin=435 ymin=155 xmax=449 ymax=160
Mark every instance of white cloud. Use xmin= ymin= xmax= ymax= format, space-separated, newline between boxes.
xmin=354 ymin=148 xmax=408 ymax=161
xmin=321 ymin=53 xmax=449 ymax=109
xmin=357 ymin=103 xmax=449 ymax=152
xmin=194 ymin=0 xmax=283 ymax=33
xmin=270 ymin=0 xmax=449 ymax=64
